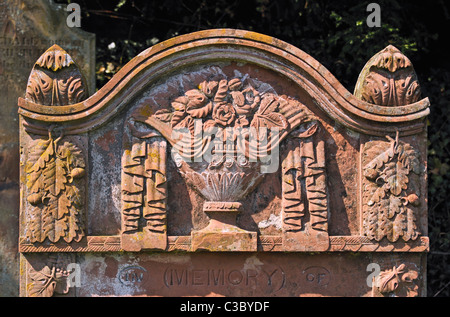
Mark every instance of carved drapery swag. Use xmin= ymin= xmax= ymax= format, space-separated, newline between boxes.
xmin=121 ymin=132 xmax=168 ymax=235
xmin=282 ymin=137 xmax=327 ymax=233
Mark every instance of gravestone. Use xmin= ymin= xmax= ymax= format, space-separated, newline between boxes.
xmin=17 ymin=29 xmax=429 ymax=297
xmin=0 ymin=0 xmax=94 ymax=296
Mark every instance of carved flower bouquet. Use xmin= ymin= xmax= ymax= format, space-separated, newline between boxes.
xmin=152 ymin=77 xmax=298 ymax=202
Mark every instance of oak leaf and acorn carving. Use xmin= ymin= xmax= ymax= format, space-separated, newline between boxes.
xmin=25 ymin=134 xmax=85 ymax=243
xmin=363 ymin=132 xmax=421 ymax=242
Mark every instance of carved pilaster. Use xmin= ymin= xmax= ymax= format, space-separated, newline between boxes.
xmin=21 ymin=45 xmax=88 ymax=245
xmin=356 ymin=46 xmax=425 ymax=244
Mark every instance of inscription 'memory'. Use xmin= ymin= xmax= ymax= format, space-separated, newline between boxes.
xmin=163 ymin=267 xmax=285 ymax=291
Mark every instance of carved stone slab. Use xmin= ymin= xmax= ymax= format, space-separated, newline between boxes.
xmin=18 ymin=29 xmax=429 ymax=297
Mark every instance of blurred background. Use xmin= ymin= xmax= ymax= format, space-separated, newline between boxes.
xmin=53 ymin=0 xmax=450 ymax=297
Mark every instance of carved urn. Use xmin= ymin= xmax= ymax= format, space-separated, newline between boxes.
xmin=128 ymin=75 xmax=319 ymax=251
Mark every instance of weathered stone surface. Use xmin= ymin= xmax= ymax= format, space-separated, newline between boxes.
xmin=0 ymin=0 xmax=94 ymax=296
xmin=17 ymin=29 xmax=429 ymax=297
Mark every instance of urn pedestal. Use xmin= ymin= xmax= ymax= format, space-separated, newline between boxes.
xmin=191 ymin=202 xmax=257 ymax=251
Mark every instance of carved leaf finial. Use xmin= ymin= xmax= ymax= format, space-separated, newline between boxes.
xmin=35 ymin=44 xmax=75 ymax=71
xmin=354 ymin=45 xmax=421 ymax=106
xmin=25 ymin=44 xmax=88 ymax=106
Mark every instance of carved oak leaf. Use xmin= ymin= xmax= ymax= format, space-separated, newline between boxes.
xmin=397 ymin=143 xmax=421 ymax=174
xmin=376 ymin=264 xmax=419 ymax=297
xmin=250 ymin=95 xmax=289 ymax=131
xmin=25 ymin=137 xmax=85 ymax=243
xmin=367 ymin=186 xmax=386 ymax=206
xmin=364 ymin=142 xmax=395 ymax=171
xmin=383 ymin=160 xmax=409 ymax=196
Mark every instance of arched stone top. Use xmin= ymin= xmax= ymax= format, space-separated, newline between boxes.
xmin=18 ymin=29 xmax=429 ymax=136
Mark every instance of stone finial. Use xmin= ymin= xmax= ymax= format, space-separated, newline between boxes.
xmin=354 ymin=45 xmax=421 ymax=106
xmin=25 ymin=44 xmax=88 ymax=106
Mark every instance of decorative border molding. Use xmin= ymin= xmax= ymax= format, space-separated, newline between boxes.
xmin=19 ymin=235 xmax=429 ymax=253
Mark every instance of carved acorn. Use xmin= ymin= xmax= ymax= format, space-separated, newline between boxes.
xmin=27 ymin=192 xmax=43 ymax=206
xmin=407 ymin=193 xmax=420 ymax=206
xmin=364 ymin=168 xmax=378 ymax=180
xmin=70 ymin=167 xmax=85 ymax=179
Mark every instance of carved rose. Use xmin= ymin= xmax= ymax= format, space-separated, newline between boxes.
xmin=199 ymin=80 xmax=218 ymax=98
xmin=212 ymin=102 xmax=236 ymax=126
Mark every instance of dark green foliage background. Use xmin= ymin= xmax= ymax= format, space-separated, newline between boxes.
xmin=56 ymin=0 xmax=449 ymax=296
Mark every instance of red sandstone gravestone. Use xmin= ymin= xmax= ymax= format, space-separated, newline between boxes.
xmin=18 ymin=29 xmax=429 ymax=297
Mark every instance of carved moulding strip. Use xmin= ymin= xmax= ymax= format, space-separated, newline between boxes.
xmin=18 ymin=234 xmax=429 ymax=253
xmin=19 ymin=236 xmax=122 ymax=253
xmin=17 ymin=30 xmax=429 ymax=137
